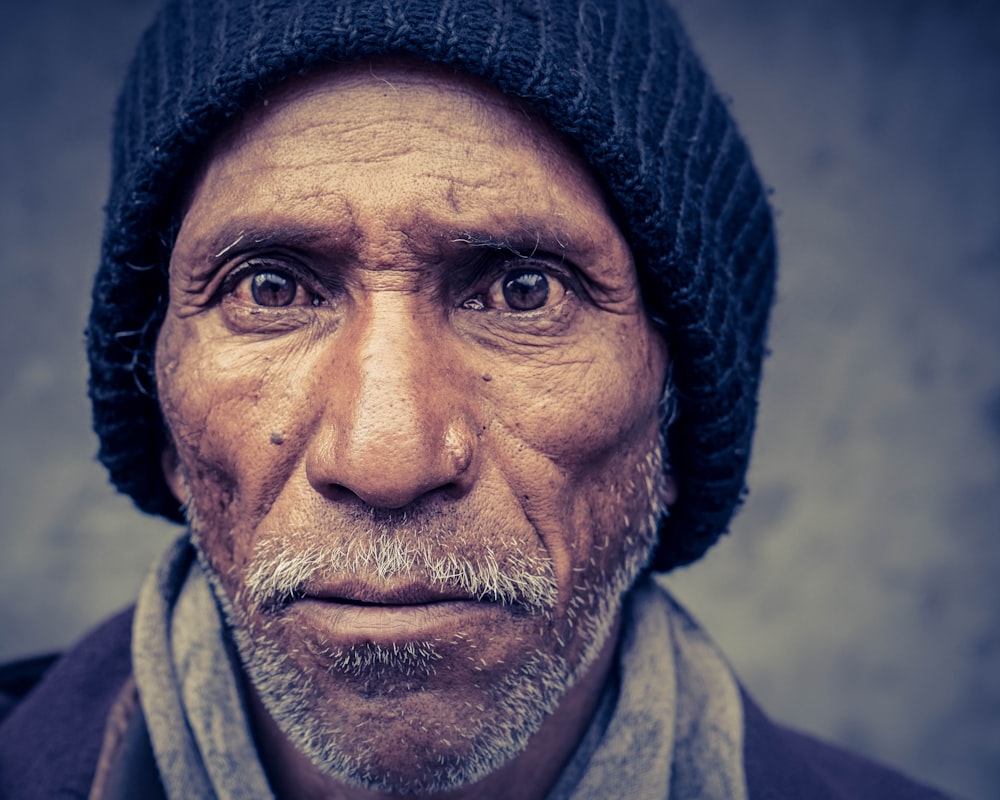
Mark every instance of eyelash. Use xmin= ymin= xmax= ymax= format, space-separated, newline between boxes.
xmin=214 ymin=252 xmax=578 ymax=311
xmin=460 ymin=253 xmax=573 ymax=294
xmin=219 ymin=258 xmax=320 ymax=303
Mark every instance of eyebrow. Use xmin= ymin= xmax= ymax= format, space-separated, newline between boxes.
xmin=204 ymin=223 xmax=350 ymax=263
xmin=449 ymin=231 xmax=543 ymax=256
xmin=183 ymin=218 xmax=594 ymax=279
xmin=446 ymin=226 xmax=581 ymax=261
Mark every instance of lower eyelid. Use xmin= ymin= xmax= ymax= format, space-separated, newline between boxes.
xmin=487 ymin=290 xmax=576 ymax=321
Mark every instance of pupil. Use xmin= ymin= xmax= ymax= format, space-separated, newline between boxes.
xmin=502 ymin=270 xmax=549 ymax=310
xmin=251 ymin=271 xmax=296 ymax=307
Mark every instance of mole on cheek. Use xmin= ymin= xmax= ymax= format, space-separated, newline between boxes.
xmin=270 ymin=432 xmax=285 ymax=445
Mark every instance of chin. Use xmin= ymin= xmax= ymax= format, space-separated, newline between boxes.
xmin=242 ymin=624 xmax=571 ymax=793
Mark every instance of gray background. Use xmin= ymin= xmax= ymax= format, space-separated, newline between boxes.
xmin=1 ymin=1 xmax=997 ymax=798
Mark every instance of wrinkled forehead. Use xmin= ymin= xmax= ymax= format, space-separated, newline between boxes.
xmin=183 ymin=58 xmax=624 ymax=245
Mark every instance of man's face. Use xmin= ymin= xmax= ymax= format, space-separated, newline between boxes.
xmin=156 ymin=62 xmax=670 ymax=793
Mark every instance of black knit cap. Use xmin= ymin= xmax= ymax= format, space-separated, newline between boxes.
xmin=88 ymin=0 xmax=776 ymax=572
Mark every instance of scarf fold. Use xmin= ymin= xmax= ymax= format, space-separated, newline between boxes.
xmin=133 ymin=536 xmax=274 ymax=798
xmin=132 ymin=535 xmax=747 ymax=799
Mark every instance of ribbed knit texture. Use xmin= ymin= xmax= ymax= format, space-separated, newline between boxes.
xmin=87 ymin=0 xmax=776 ymax=571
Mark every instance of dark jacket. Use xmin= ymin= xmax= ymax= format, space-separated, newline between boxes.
xmin=0 ymin=609 xmax=951 ymax=799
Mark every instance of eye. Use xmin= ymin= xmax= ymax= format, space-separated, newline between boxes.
xmin=464 ymin=266 xmax=567 ymax=312
xmin=225 ymin=263 xmax=320 ymax=308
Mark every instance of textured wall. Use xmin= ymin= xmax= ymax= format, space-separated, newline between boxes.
xmin=1 ymin=1 xmax=997 ymax=798
xmin=664 ymin=3 xmax=1000 ymax=798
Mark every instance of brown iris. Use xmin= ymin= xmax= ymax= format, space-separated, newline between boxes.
xmin=501 ymin=270 xmax=549 ymax=311
xmin=250 ymin=271 xmax=297 ymax=307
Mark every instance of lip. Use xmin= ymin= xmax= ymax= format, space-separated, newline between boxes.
xmin=282 ymin=579 xmax=504 ymax=644
xmin=289 ymin=595 xmax=500 ymax=644
xmin=307 ymin=580 xmax=474 ymax=606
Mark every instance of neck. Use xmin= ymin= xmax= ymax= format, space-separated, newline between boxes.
xmin=249 ymin=620 xmax=621 ymax=800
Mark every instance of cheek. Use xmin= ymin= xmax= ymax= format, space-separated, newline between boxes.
xmin=155 ymin=318 xmax=318 ymax=573
xmin=487 ymin=316 xmax=666 ymax=468
xmin=481 ymin=318 xmax=667 ymax=587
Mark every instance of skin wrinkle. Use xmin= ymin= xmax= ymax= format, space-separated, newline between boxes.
xmin=182 ymin=217 xmax=622 ymax=313
xmin=156 ymin=61 xmax=674 ymax=800
xmin=448 ymin=230 xmax=638 ymax=313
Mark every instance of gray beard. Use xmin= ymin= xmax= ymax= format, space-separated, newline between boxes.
xmin=187 ymin=442 xmax=670 ymax=795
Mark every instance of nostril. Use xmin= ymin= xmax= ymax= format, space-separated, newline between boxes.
xmin=320 ymin=483 xmax=361 ymax=505
xmin=319 ymin=478 xmax=469 ymax=511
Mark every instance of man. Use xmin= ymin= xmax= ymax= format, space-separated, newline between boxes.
xmin=0 ymin=0 xmax=949 ymax=798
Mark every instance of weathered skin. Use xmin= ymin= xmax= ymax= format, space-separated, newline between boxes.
xmin=156 ymin=61 xmax=672 ymax=799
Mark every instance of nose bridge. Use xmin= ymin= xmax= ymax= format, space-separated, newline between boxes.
xmin=355 ymin=294 xmax=445 ymax=449
xmin=308 ymin=291 xmax=475 ymax=508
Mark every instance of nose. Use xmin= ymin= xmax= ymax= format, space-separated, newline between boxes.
xmin=305 ymin=296 xmax=478 ymax=509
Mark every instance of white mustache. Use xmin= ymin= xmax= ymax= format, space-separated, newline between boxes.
xmin=240 ymin=526 xmax=560 ymax=615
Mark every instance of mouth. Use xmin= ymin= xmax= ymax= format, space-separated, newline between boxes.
xmin=283 ymin=581 xmax=509 ymax=644
xmin=308 ymin=581 xmax=476 ymax=607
